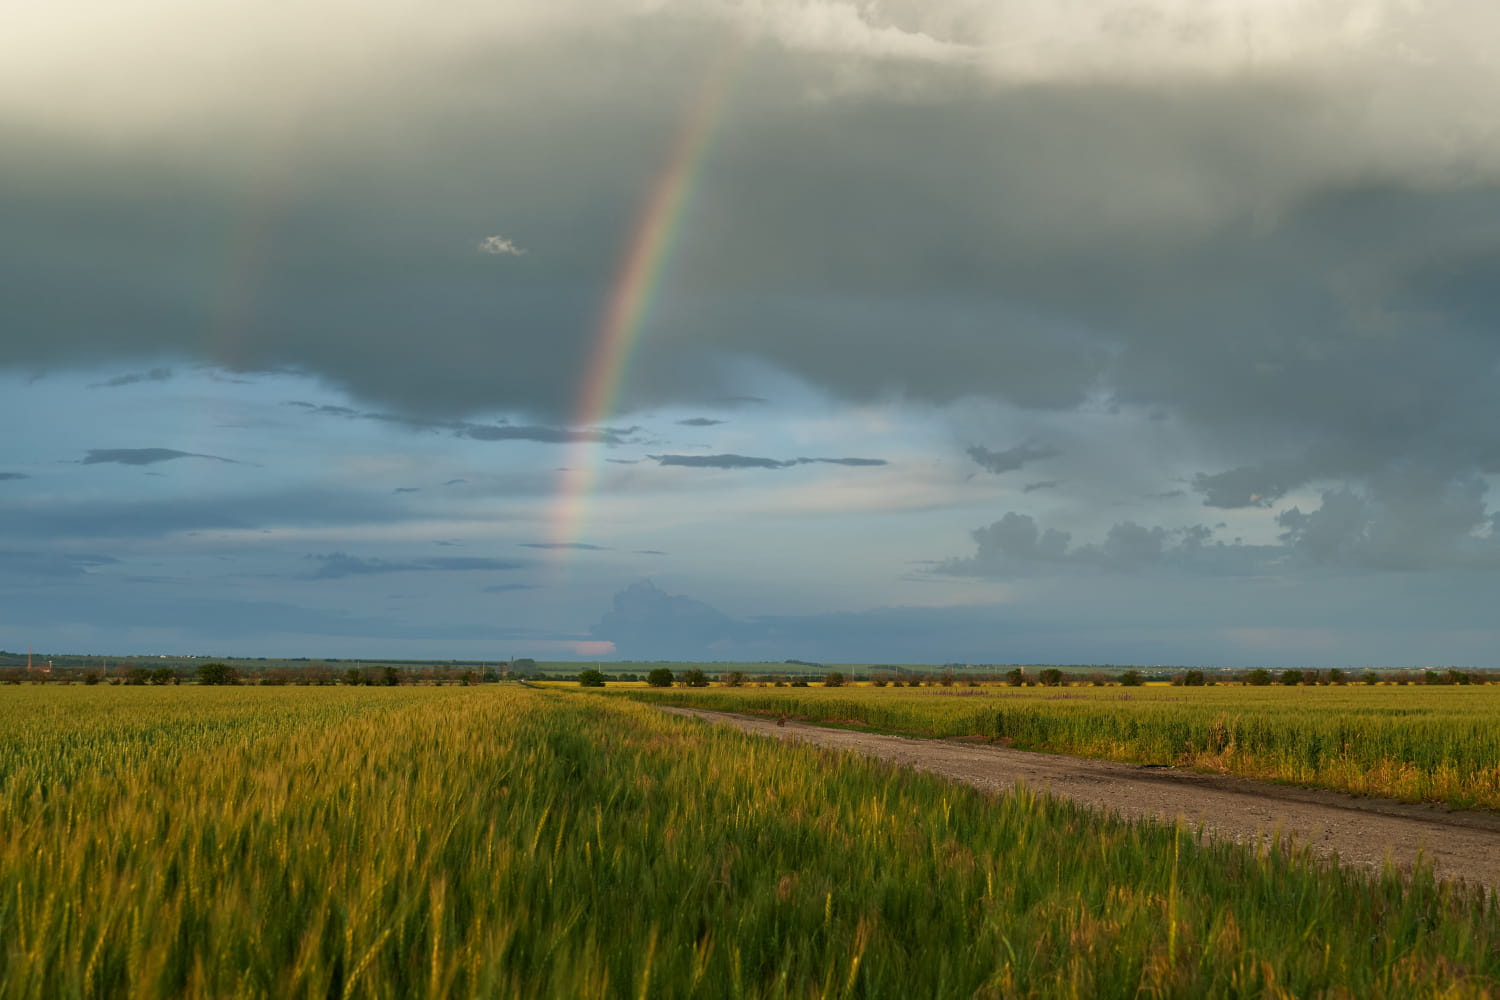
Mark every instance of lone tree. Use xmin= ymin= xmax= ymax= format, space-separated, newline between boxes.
xmin=680 ymin=668 xmax=709 ymax=687
xmin=822 ymin=672 xmax=846 ymax=688
xmin=578 ymin=669 xmax=606 ymax=687
xmin=196 ymin=662 xmax=239 ymax=686
xmin=646 ymin=668 xmax=675 ymax=688
xmin=1039 ymin=668 xmax=1064 ymax=687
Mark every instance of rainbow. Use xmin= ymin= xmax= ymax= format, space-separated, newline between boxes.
xmin=547 ymin=45 xmax=744 ymax=558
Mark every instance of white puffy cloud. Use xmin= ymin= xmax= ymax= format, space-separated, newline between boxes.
xmin=478 ymin=236 xmax=526 ymax=256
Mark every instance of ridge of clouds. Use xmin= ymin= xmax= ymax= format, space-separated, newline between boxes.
xmin=81 ymin=448 xmax=241 ymax=467
xmin=304 ymin=552 xmax=530 ymax=580
xmin=967 ymin=443 xmax=1058 ymax=475
xmin=649 ymin=453 xmax=888 ymax=469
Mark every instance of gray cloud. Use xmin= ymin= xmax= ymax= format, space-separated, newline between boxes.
xmin=286 ymin=401 xmax=636 ymax=446
xmin=304 ymin=552 xmax=530 ymax=580
xmin=0 ymin=473 xmax=27 ymax=481
xmin=0 ymin=487 xmax=426 ymax=541
xmin=482 ymin=583 xmax=540 ymax=594
xmin=1022 ymin=480 xmax=1059 ymax=494
xmin=1193 ymin=459 xmax=1323 ymax=509
xmin=90 ymin=367 xmax=173 ymax=388
xmin=288 ymin=401 xmax=363 ymax=418
xmin=7 ymin=2 xmax=1500 ymax=585
xmin=0 ymin=550 xmax=119 ymax=579
xmin=649 ymin=453 xmax=887 ymax=470
xmin=460 ymin=424 xmax=634 ymax=445
xmin=393 ymin=487 xmax=420 ymax=494
xmin=967 ymin=443 xmax=1059 ymax=475
xmin=677 ymin=417 xmax=726 ymax=427
xmin=940 ymin=512 xmax=1278 ymax=578
xmin=1277 ymin=476 xmax=1499 ymax=572
xmin=81 ymin=448 xmax=240 ymax=466
xmin=591 ymin=580 xmax=753 ymax=658
xmin=518 ymin=542 xmax=607 ymax=551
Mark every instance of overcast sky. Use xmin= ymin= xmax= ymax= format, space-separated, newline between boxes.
xmin=6 ymin=1 xmax=1500 ymax=666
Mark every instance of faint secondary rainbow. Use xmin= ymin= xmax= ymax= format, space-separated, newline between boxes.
xmin=547 ymin=44 xmax=745 ymax=562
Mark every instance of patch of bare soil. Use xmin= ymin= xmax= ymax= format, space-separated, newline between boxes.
xmin=663 ymin=706 xmax=1500 ymax=891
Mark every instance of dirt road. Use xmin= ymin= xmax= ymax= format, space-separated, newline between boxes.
xmin=663 ymin=706 xmax=1500 ymax=891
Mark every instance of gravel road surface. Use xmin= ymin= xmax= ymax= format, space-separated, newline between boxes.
xmin=663 ymin=706 xmax=1500 ymax=891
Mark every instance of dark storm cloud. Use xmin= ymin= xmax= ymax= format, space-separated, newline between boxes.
xmin=966 ymin=444 xmax=1059 ymax=475
xmin=1022 ymin=480 xmax=1060 ymax=494
xmin=7 ymin=5 xmax=1500 ymax=578
xmin=90 ymin=367 xmax=173 ymax=388
xmin=677 ymin=417 xmax=726 ymax=427
xmin=649 ymin=454 xmax=887 ymax=470
xmin=81 ymin=448 xmax=241 ymax=467
xmin=304 ymin=552 xmax=529 ymax=580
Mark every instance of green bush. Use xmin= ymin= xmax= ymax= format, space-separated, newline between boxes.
xmin=646 ymin=668 xmax=674 ymax=687
xmin=578 ymin=669 xmax=606 ymax=688
xmin=196 ymin=663 xmax=239 ymax=686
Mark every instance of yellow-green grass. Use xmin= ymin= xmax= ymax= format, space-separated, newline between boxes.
xmin=617 ymin=684 xmax=1500 ymax=811
xmin=3 ymin=685 xmax=1499 ymax=998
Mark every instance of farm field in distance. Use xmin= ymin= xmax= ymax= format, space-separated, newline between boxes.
xmin=615 ymin=683 xmax=1500 ymax=812
xmin=3 ymin=684 xmax=1500 ymax=997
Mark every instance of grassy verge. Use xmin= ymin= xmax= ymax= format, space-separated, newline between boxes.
xmin=2 ymin=685 xmax=1497 ymax=997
